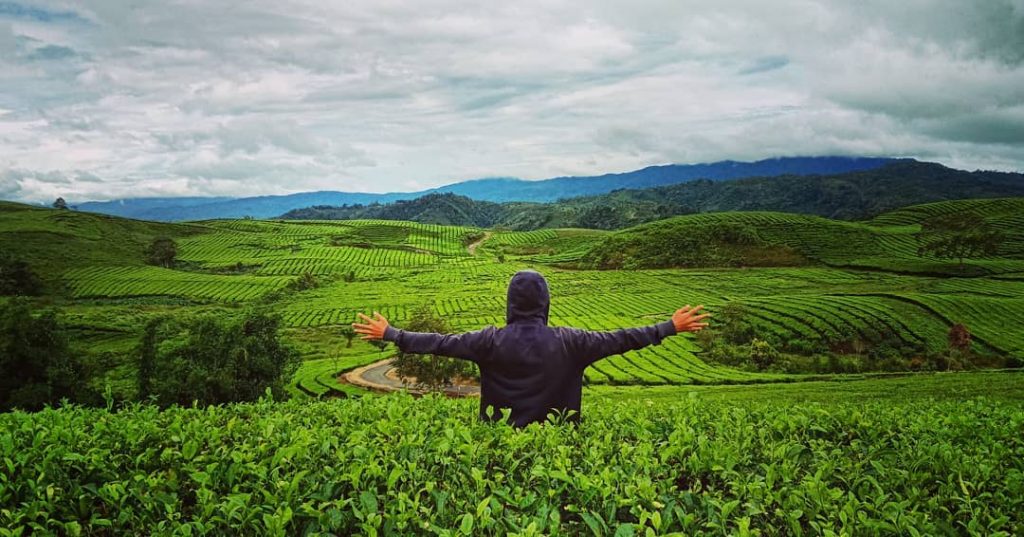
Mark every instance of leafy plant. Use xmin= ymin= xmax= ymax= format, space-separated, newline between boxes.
xmin=136 ymin=310 xmax=301 ymax=406
xmin=0 ymin=299 xmax=91 ymax=410
xmin=145 ymin=237 xmax=178 ymax=268
xmin=1 ymin=384 xmax=1022 ymax=535
xmin=0 ymin=253 xmax=42 ymax=296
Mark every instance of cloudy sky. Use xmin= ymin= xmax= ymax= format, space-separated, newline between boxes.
xmin=1 ymin=1 xmax=1023 ymax=202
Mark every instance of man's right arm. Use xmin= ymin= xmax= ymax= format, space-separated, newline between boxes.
xmin=562 ymin=321 xmax=676 ymax=368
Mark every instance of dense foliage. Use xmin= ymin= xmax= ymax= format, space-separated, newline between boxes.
xmin=0 ymin=299 xmax=92 ymax=411
xmin=916 ymin=212 xmax=1005 ymax=271
xmin=0 ymin=252 xmax=42 ymax=296
xmin=1 ymin=379 xmax=1022 ymax=535
xmin=145 ymin=237 xmax=178 ymax=268
xmin=137 ymin=311 xmax=301 ymax=406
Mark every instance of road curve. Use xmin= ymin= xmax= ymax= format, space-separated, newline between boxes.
xmin=343 ymin=358 xmax=480 ymax=397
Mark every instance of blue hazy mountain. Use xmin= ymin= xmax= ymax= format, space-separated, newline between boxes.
xmin=75 ymin=156 xmax=893 ymax=221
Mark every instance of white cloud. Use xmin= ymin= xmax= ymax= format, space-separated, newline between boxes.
xmin=0 ymin=0 xmax=1022 ymax=202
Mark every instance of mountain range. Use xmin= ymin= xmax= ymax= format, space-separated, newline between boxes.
xmin=281 ymin=160 xmax=1024 ymax=230
xmin=74 ymin=156 xmax=894 ymax=221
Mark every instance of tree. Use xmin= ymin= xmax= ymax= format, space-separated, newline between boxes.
xmin=52 ymin=197 xmax=67 ymax=210
xmin=749 ymin=338 xmax=778 ymax=369
xmin=370 ymin=339 xmax=389 ymax=356
xmin=0 ymin=253 xmax=42 ymax=296
xmin=339 ymin=326 xmax=356 ymax=348
xmin=137 ymin=318 xmax=159 ymax=400
xmin=136 ymin=310 xmax=301 ymax=406
xmin=0 ymin=299 xmax=90 ymax=411
xmin=916 ymin=212 xmax=1005 ymax=272
xmin=145 ymin=237 xmax=177 ymax=268
xmin=718 ymin=301 xmax=755 ymax=344
xmin=392 ymin=304 xmax=476 ymax=391
xmin=948 ymin=323 xmax=971 ymax=353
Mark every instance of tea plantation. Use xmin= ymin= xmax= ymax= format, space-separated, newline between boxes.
xmin=1 ymin=373 xmax=1022 ymax=535
xmin=1 ymin=198 xmax=1023 ymax=534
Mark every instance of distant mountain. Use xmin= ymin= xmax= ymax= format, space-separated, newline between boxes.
xmin=74 ymin=156 xmax=894 ymax=221
xmin=431 ymin=156 xmax=895 ymax=202
xmin=76 ymin=192 xmax=410 ymax=221
xmin=72 ymin=196 xmax=234 ymax=219
xmin=281 ymin=161 xmax=1024 ymax=230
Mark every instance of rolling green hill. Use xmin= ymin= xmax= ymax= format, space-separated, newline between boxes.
xmin=577 ymin=199 xmax=1024 ymax=275
xmin=0 ymin=201 xmax=198 ymax=287
xmin=2 ymin=198 xmax=1022 ymax=402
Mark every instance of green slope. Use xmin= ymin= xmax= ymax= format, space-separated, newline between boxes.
xmin=0 ymin=201 xmax=200 ymax=288
xmin=577 ymin=200 xmax=1024 ymax=275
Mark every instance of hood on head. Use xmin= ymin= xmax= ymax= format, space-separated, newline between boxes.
xmin=506 ymin=270 xmax=549 ymax=325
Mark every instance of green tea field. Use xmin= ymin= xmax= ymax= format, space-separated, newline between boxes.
xmin=1 ymin=372 xmax=1022 ymax=535
xmin=5 ymin=198 xmax=1024 ymax=397
xmin=1 ymin=198 xmax=1023 ymax=534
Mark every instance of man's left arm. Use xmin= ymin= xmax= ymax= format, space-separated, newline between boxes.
xmin=564 ymin=305 xmax=710 ymax=367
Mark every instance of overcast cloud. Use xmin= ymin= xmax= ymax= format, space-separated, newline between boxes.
xmin=1 ymin=0 xmax=1023 ymax=202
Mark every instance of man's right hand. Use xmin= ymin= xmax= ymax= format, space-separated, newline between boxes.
xmin=672 ymin=305 xmax=710 ymax=333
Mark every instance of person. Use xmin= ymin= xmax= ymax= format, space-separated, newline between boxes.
xmin=352 ymin=269 xmax=709 ymax=427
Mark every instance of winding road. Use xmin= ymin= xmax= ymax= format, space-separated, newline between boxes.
xmin=343 ymin=358 xmax=480 ymax=397
xmin=466 ymin=231 xmax=493 ymax=256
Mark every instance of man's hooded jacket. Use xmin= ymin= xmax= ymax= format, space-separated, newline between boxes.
xmin=383 ymin=270 xmax=677 ymax=427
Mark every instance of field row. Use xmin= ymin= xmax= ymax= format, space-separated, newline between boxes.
xmin=63 ymin=266 xmax=292 ymax=302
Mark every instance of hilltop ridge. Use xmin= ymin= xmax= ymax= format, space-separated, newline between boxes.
xmin=70 ymin=156 xmax=895 ymax=221
xmin=281 ymin=161 xmax=1024 ymax=229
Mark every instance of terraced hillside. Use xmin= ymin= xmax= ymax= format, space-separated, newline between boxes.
xmin=579 ymin=198 xmax=1024 ymax=274
xmin=1 ymin=199 xmax=1021 ymax=400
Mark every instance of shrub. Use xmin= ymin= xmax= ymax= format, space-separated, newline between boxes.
xmin=749 ymin=338 xmax=779 ymax=369
xmin=719 ymin=302 xmax=755 ymax=344
xmin=948 ymin=323 xmax=971 ymax=353
xmin=145 ymin=237 xmax=177 ymax=268
xmin=289 ymin=271 xmax=319 ymax=291
xmin=0 ymin=253 xmax=42 ymax=296
xmin=137 ymin=310 xmax=301 ymax=406
xmin=0 ymin=299 xmax=90 ymax=410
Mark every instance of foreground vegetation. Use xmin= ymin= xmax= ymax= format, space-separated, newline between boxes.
xmin=1 ymin=372 xmax=1021 ymax=535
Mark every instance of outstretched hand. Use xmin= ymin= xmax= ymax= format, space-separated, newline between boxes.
xmin=672 ymin=305 xmax=710 ymax=333
xmin=353 ymin=312 xmax=390 ymax=341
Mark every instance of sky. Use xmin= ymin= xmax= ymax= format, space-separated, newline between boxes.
xmin=1 ymin=1 xmax=1023 ymax=203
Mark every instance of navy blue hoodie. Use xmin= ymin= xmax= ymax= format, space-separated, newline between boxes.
xmin=383 ymin=270 xmax=677 ymax=427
